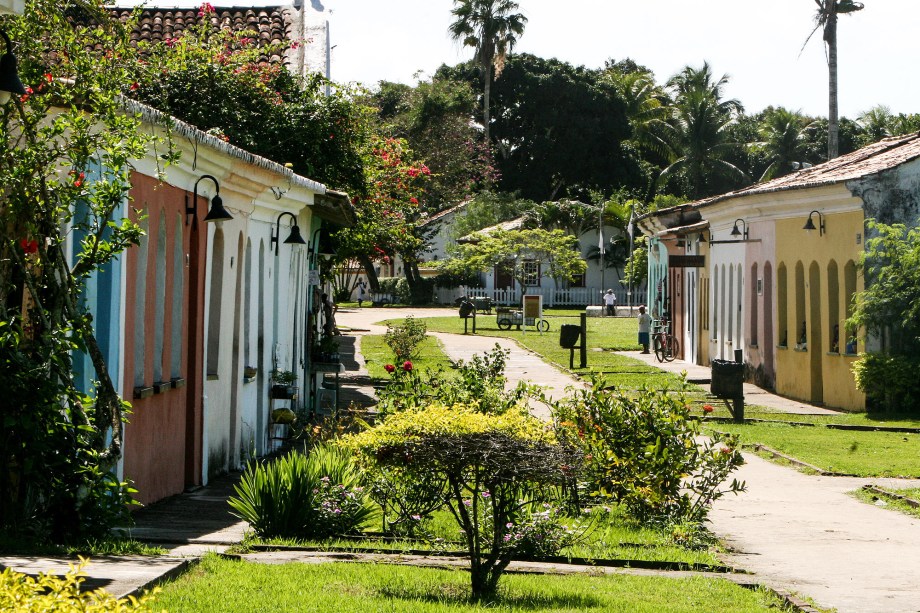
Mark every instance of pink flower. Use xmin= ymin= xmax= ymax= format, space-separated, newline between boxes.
xmin=384 ymin=364 xmax=395 ymax=373
xmin=198 ymin=2 xmax=215 ymax=17
xmin=402 ymin=361 xmax=413 ymax=372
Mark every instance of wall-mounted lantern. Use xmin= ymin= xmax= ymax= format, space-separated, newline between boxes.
xmin=270 ymin=211 xmax=306 ymax=255
xmin=803 ymin=210 xmax=825 ymax=236
xmin=729 ymin=218 xmax=749 ymax=240
xmin=186 ymin=174 xmax=233 ymax=225
xmin=0 ymin=29 xmax=25 ymax=105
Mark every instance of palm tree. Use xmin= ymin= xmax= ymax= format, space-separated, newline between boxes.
xmin=751 ymin=107 xmax=815 ymax=181
xmin=448 ymin=0 xmax=527 ymax=145
xmin=657 ymin=63 xmax=748 ymax=199
xmin=857 ymin=105 xmax=892 ymax=145
xmin=605 ymin=69 xmax=672 ymax=161
xmin=803 ymin=0 xmax=864 ymax=159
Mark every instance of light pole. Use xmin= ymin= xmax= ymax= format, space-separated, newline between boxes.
xmin=598 ymin=203 xmax=605 ymax=306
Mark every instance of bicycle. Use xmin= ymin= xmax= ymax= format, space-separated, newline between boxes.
xmin=652 ymin=320 xmax=679 ymax=363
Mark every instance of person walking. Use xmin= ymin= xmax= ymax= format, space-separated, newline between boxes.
xmin=637 ymin=305 xmax=652 ymax=353
xmin=603 ymin=289 xmax=617 ymax=316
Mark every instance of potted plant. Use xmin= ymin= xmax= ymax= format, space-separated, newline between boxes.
xmin=271 ymin=369 xmax=297 ymax=399
xmin=312 ymin=336 xmax=340 ymax=364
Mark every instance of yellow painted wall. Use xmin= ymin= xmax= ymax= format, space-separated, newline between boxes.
xmin=774 ymin=210 xmax=865 ymax=411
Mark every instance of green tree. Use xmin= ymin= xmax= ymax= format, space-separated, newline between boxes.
xmin=345 ymin=404 xmax=578 ymax=599
xmin=448 ymin=0 xmax=527 ymax=145
xmin=441 ymin=54 xmax=644 ymax=201
xmin=449 ymin=191 xmax=534 ymax=240
xmin=849 ymin=219 xmax=920 ymax=412
xmin=130 ymin=12 xmax=373 ymax=196
xmin=750 ymin=107 xmax=816 ymax=181
xmin=371 ymin=77 xmax=496 ymax=209
xmin=439 ymin=228 xmax=586 ymax=301
xmin=803 ymin=0 xmax=864 ymax=159
xmin=1 ymin=0 xmax=159 ymax=539
xmin=658 ymin=63 xmax=749 ymax=198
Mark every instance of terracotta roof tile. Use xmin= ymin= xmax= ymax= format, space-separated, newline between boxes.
xmin=108 ymin=6 xmax=292 ymax=64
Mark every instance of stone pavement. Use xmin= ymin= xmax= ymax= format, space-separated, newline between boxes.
xmin=4 ymin=306 xmax=919 ymax=611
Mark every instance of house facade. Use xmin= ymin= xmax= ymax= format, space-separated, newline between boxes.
xmin=638 ymin=133 xmax=920 ymax=412
xmin=81 ymin=102 xmax=350 ymax=504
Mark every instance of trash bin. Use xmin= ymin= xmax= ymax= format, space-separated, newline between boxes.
xmin=560 ymin=324 xmax=581 ymax=349
xmin=711 ymin=359 xmax=743 ymax=399
xmin=459 ymin=301 xmax=475 ymax=318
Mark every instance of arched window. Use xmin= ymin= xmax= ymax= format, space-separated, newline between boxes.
xmin=795 ymin=262 xmax=806 ymax=347
xmin=153 ymin=213 xmax=167 ymax=383
xmin=133 ymin=219 xmax=149 ymax=387
xmin=244 ymin=239 xmax=252 ymax=369
xmin=750 ymin=263 xmax=759 ymax=346
xmin=170 ymin=213 xmax=184 ymax=379
xmin=777 ymin=263 xmax=788 ymax=346
xmin=207 ymin=229 xmax=225 ymax=376
xmin=844 ymin=260 xmax=857 ymax=353
xmin=827 ymin=260 xmax=839 ymax=352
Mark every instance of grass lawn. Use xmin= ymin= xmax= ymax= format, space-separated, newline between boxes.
xmin=359 ymin=334 xmax=455 ymax=381
xmin=241 ymin=505 xmax=723 ymax=567
xmin=154 ymin=555 xmax=785 ymax=612
xmin=851 ymin=486 xmax=920 ymax=520
xmin=708 ymin=421 xmax=920 ymax=477
xmin=703 ymin=404 xmax=920 ymax=429
xmin=403 ymin=315 xmax=693 ymax=393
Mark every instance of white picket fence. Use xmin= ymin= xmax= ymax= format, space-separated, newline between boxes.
xmin=436 ymin=286 xmax=647 ymax=308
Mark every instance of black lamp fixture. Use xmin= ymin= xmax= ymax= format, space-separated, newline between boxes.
xmin=729 ymin=218 xmax=749 ymax=240
xmin=186 ymin=174 xmax=233 ymax=225
xmin=309 ymin=226 xmax=337 ymax=263
xmin=803 ymin=210 xmax=825 ymax=236
xmin=697 ymin=229 xmax=710 ymax=244
xmin=270 ymin=211 xmax=307 ymax=255
xmin=0 ymin=29 xmax=26 ymax=105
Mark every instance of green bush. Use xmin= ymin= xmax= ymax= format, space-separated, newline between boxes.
xmin=0 ymin=560 xmax=158 ymax=612
xmin=552 ymin=377 xmax=745 ymax=523
xmin=228 ymin=445 xmax=375 ymax=539
xmin=384 ymin=315 xmax=428 ymax=362
xmin=853 ymin=352 xmax=920 ymax=413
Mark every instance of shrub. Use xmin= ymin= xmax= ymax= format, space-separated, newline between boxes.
xmin=0 ymin=560 xmax=158 ymax=612
xmin=853 ymin=352 xmax=920 ymax=414
xmin=552 ymin=377 xmax=745 ymax=523
xmin=502 ymin=504 xmax=576 ymax=558
xmin=228 ymin=444 xmax=375 ymax=539
xmin=344 ymin=403 xmax=580 ymax=598
xmin=384 ymin=315 xmax=427 ymax=362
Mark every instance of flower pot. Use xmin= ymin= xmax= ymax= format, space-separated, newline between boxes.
xmin=271 ymin=384 xmax=297 ymax=399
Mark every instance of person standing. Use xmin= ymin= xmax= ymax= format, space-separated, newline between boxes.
xmin=637 ymin=305 xmax=652 ymax=354
xmin=356 ymin=279 xmax=367 ymax=307
xmin=603 ymin=289 xmax=617 ymax=316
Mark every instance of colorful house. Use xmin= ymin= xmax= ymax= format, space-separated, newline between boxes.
xmin=104 ymin=102 xmax=348 ymax=504
xmin=638 ymin=133 xmax=920 ymax=412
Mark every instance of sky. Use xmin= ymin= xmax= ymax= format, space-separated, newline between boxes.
xmin=112 ymin=1 xmax=920 ymax=119
xmin=319 ymin=0 xmax=918 ymax=119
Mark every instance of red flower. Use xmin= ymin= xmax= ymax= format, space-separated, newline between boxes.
xmin=19 ymin=238 xmax=38 ymax=254
xmin=198 ymin=2 xmax=215 ymax=17
xmin=73 ymin=180 xmax=82 ymax=187
xmin=130 ymin=82 xmax=139 ymax=91
xmin=409 ymin=197 xmax=418 ymax=205
xmin=702 ymin=404 xmax=714 ymax=413
xmin=44 ymin=73 xmax=53 ymax=83
xmin=403 ymin=361 xmax=413 ymax=372
xmin=421 ymin=165 xmax=431 ymax=175
xmin=384 ymin=364 xmax=395 ymax=373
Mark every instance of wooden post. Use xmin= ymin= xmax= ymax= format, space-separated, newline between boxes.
xmin=579 ymin=313 xmax=587 ymax=369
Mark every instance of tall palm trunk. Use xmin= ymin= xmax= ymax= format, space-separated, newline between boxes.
xmin=483 ymin=63 xmax=492 ymax=145
xmin=826 ymin=7 xmax=839 ymax=159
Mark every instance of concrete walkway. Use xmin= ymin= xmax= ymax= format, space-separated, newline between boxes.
xmin=5 ymin=307 xmax=919 ymax=612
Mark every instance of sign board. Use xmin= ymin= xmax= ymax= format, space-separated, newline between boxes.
xmin=522 ymin=294 xmax=542 ymax=321
xmin=308 ymin=270 xmax=320 ymax=286
xmin=668 ymin=255 xmax=705 ymax=268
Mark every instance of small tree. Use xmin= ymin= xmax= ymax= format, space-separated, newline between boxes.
xmin=345 ymin=404 xmax=579 ymax=599
xmin=552 ymin=377 xmax=745 ymax=523
xmin=439 ymin=228 xmax=586 ymax=301
xmin=849 ymin=219 xmax=920 ymax=412
xmin=0 ymin=0 xmax=161 ymax=540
